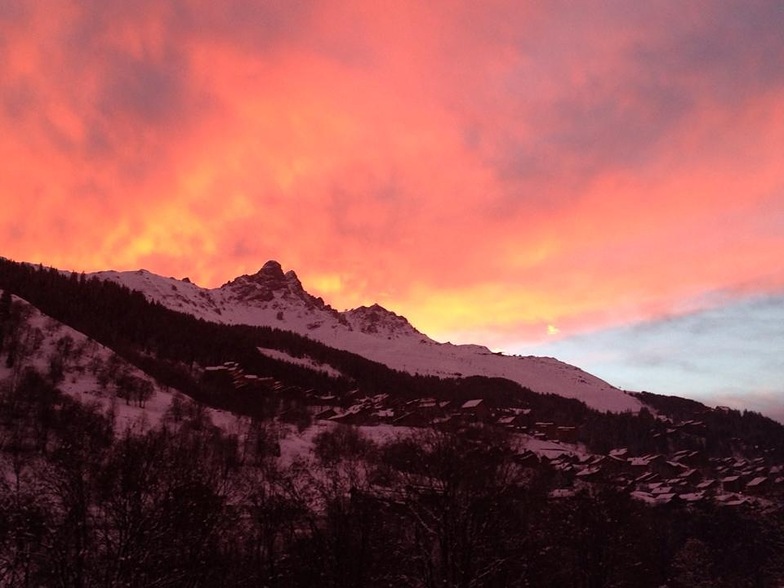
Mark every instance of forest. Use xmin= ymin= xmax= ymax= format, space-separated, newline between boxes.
xmin=2 ymin=368 xmax=783 ymax=587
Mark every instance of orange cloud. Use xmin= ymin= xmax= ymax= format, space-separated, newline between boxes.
xmin=2 ymin=1 xmax=784 ymax=350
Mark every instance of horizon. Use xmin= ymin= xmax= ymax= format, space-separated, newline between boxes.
xmin=2 ymin=2 xmax=783 ymax=421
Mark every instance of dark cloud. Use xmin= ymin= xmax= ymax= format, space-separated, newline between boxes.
xmin=632 ymin=2 xmax=784 ymax=103
xmin=477 ymin=1 xmax=784 ymax=216
xmin=0 ymin=0 xmax=28 ymax=22
xmin=172 ymin=0 xmax=317 ymax=54
xmin=1 ymin=78 xmax=37 ymax=120
xmin=99 ymin=50 xmax=190 ymax=126
xmin=327 ymin=171 xmax=407 ymax=246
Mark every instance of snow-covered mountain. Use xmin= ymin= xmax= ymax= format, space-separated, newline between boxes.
xmin=94 ymin=261 xmax=643 ymax=413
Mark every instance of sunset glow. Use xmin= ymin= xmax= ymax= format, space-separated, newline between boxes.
xmin=2 ymin=1 xmax=784 ymax=416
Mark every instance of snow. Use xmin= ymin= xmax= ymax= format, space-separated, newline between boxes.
xmin=257 ymin=347 xmax=343 ymax=378
xmin=0 ymin=294 xmax=237 ymax=435
xmin=277 ymin=421 xmax=333 ymax=466
xmin=520 ymin=436 xmax=587 ymax=460
xmin=94 ymin=267 xmax=644 ymax=414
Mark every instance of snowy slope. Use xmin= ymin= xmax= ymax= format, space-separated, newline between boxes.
xmin=0 ymin=293 xmax=232 ymax=433
xmin=93 ymin=262 xmax=643 ymax=413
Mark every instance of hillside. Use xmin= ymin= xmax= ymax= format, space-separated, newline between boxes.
xmin=94 ymin=261 xmax=642 ymax=413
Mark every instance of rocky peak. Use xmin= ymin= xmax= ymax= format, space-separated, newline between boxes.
xmin=257 ymin=260 xmax=285 ymax=279
xmin=220 ymin=260 xmax=302 ymax=302
xmin=219 ymin=261 xmax=338 ymax=320
xmin=343 ymin=303 xmax=423 ymax=338
xmin=284 ymin=269 xmax=304 ymax=291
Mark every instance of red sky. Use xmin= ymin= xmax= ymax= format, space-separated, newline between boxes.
xmin=2 ymin=0 xmax=784 ymax=352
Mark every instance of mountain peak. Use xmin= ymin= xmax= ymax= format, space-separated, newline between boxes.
xmin=250 ymin=261 xmax=302 ymax=289
xmin=258 ymin=260 xmax=284 ymax=278
xmin=344 ymin=303 xmax=424 ymax=339
xmin=218 ymin=260 xmax=326 ymax=314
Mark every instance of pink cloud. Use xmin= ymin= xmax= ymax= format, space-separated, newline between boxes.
xmin=1 ymin=1 xmax=784 ymax=345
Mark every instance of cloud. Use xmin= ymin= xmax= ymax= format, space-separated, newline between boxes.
xmin=2 ymin=0 xmax=784 ymax=345
xmin=524 ymin=294 xmax=784 ymax=421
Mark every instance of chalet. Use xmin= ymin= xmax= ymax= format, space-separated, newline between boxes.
xmin=745 ymin=476 xmax=770 ymax=496
xmin=511 ymin=407 xmax=533 ymax=425
xmin=575 ymin=466 xmax=602 ymax=482
xmin=678 ymin=492 xmax=706 ymax=504
xmin=549 ymin=488 xmax=577 ymax=500
xmin=496 ymin=415 xmax=518 ymax=429
xmin=635 ymin=472 xmax=660 ymax=485
xmin=406 ymin=398 xmax=445 ymax=419
xmin=372 ymin=409 xmax=395 ymax=422
xmin=313 ymin=408 xmax=338 ymax=421
xmin=604 ymin=455 xmax=629 ymax=475
xmin=629 ymin=455 xmax=651 ymax=471
xmin=460 ymin=398 xmax=490 ymax=421
xmin=677 ymin=468 xmax=702 ymax=485
xmin=630 ymin=454 xmax=669 ymax=477
xmin=202 ymin=365 xmax=233 ymax=386
xmin=534 ymin=422 xmax=558 ymax=439
xmin=648 ymin=456 xmax=679 ymax=479
xmin=330 ymin=407 xmax=373 ymax=425
xmin=392 ymin=412 xmax=431 ymax=428
xmin=514 ymin=451 xmax=541 ymax=468
xmin=721 ymin=475 xmax=744 ymax=493
xmin=672 ymin=449 xmax=708 ymax=468
xmin=609 ymin=448 xmax=629 ymax=459
xmin=655 ymin=493 xmax=678 ymax=505
xmin=496 ymin=412 xmax=529 ymax=430
xmin=630 ymin=491 xmax=657 ymax=505
xmin=651 ymin=485 xmax=673 ymax=496
xmin=236 ymin=374 xmax=272 ymax=392
xmin=550 ymin=455 xmax=575 ymax=472
xmin=308 ymin=395 xmax=340 ymax=413
xmin=717 ymin=496 xmax=748 ymax=508
xmin=556 ymin=426 xmax=579 ymax=444
xmin=679 ymin=420 xmax=706 ymax=436
xmin=666 ymin=478 xmax=689 ymax=492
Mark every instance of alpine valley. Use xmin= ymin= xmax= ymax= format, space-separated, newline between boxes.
xmin=1 ymin=255 xmax=783 ymax=587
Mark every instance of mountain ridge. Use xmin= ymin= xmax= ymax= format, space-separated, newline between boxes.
xmin=92 ymin=260 xmax=643 ymax=413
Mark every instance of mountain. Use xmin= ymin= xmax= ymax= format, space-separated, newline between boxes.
xmin=93 ymin=261 xmax=642 ymax=413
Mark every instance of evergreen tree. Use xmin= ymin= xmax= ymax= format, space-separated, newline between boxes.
xmin=0 ymin=288 xmax=10 ymax=353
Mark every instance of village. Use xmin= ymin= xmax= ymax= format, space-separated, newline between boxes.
xmin=204 ymin=361 xmax=784 ymax=509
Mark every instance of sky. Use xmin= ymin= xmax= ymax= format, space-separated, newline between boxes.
xmin=2 ymin=1 xmax=783 ymax=420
